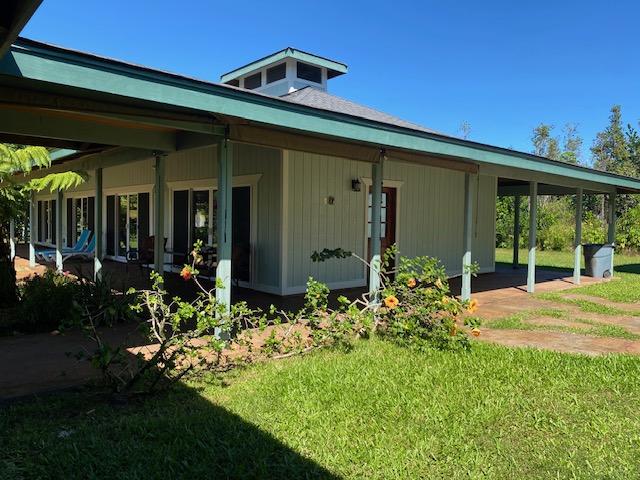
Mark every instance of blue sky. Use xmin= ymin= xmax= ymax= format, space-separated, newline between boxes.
xmin=22 ymin=1 xmax=640 ymax=163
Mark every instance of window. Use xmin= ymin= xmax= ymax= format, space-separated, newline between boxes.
xmin=37 ymin=199 xmax=55 ymax=243
xmin=297 ymin=61 xmax=322 ymax=83
xmin=367 ymin=192 xmax=388 ymax=239
xmin=75 ymin=197 xmax=89 ymax=240
xmin=266 ymin=63 xmax=286 ymax=84
xmin=226 ymin=79 xmax=240 ymax=87
xmin=244 ymin=72 xmax=262 ymax=90
xmin=192 ymin=190 xmax=210 ymax=245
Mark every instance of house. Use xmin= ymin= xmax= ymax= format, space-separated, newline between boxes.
xmin=2 ymin=3 xmax=640 ymax=312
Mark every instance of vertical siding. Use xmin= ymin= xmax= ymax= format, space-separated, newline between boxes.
xmin=285 ymin=152 xmax=498 ymax=291
xmin=286 ymin=151 xmax=368 ymax=289
xmin=474 ymin=174 xmax=497 ymax=272
xmin=104 ymin=158 xmax=155 ymax=188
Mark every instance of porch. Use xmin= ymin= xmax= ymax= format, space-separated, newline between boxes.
xmin=13 ymin=243 xmax=602 ymax=311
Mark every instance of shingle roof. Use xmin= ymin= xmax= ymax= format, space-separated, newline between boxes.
xmin=280 ymin=87 xmax=439 ymax=135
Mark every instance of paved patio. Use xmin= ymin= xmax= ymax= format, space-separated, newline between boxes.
xmin=0 ymin=245 xmax=625 ymax=401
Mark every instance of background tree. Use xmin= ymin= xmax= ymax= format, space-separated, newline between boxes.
xmin=591 ymin=105 xmax=638 ymax=217
xmin=0 ymin=145 xmax=86 ymax=307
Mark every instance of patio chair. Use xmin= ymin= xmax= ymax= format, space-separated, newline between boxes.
xmin=35 ymin=229 xmax=91 ymax=260
xmin=126 ymin=236 xmax=167 ymax=273
xmin=42 ymin=234 xmax=96 ymax=262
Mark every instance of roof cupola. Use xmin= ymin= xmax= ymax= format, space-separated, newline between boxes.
xmin=220 ymin=47 xmax=347 ymax=97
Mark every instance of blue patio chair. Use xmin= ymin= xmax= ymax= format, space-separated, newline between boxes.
xmin=35 ymin=229 xmax=91 ymax=260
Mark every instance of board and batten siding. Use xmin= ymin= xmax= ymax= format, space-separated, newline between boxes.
xmin=284 ymin=150 xmax=497 ymax=293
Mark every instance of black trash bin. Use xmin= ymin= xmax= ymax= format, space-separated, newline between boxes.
xmin=583 ymin=243 xmax=614 ymax=278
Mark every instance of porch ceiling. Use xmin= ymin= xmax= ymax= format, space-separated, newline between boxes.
xmin=1 ymin=37 xmax=640 ymax=194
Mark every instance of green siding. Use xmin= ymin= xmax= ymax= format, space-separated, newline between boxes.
xmin=285 ymin=152 xmax=497 ymax=292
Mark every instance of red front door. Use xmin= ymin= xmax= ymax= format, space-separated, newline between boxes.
xmin=367 ymin=186 xmax=397 ymax=263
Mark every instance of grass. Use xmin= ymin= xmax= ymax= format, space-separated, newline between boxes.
xmin=3 ymin=340 xmax=640 ymax=479
xmin=496 ymin=247 xmax=640 ymax=303
xmin=537 ymin=291 xmax=640 ymax=317
xmin=487 ymin=307 xmax=640 ymax=340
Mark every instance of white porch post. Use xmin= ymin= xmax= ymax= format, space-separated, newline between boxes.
xmin=94 ymin=168 xmax=103 ymax=280
xmin=55 ymin=190 xmax=63 ymax=272
xmin=9 ymin=218 xmax=15 ymax=261
xmin=153 ymin=154 xmax=166 ymax=274
xmin=608 ymin=191 xmax=617 ymax=278
xmin=513 ymin=195 xmax=521 ymax=269
xmin=461 ymin=172 xmax=474 ymax=301
xmin=216 ymin=138 xmax=233 ymax=314
xmin=527 ymin=181 xmax=538 ymax=293
xmin=368 ymin=150 xmax=384 ymax=303
xmin=28 ymin=191 xmax=35 ymax=267
xmin=573 ymin=188 xmax=583 ymax=284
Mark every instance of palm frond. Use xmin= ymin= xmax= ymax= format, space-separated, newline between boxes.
xmin=0 ymin=145 xmax=51 ymax=176
xmin=27 ymin=171 xmax=88 ymax=193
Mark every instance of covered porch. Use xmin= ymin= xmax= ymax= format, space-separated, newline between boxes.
xmin=3 ymin=38 xmax=640 ymax=316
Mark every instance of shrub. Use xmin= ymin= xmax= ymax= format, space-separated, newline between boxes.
xmin=18 ymin=269 xmax=80 ymax=333
xmin=616 ymin=205 xmax=640 ymax=251
xmin=582 ymin=212 xmax=606 ymax=245
xmin=375 ymin=255 xmax=472 ymax=351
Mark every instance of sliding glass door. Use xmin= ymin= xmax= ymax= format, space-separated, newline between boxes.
xmin=106 ymin=192 xmax=149 ymax=258
xmin=172 ymin=187 xmax=250 ymax=282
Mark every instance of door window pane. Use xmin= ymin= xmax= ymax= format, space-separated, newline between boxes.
xmin=192 ymin=190 xmax=209 ymax=245
xmin=129 ymin=194 xmax=138 ymax=251
xmin=118 ymin=195 xmax=128 ymax=256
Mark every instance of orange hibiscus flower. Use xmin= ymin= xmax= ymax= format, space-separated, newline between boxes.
xmin=384 ymin=295 xmax=399 ymax=309
xmin=407 ymin=277 xmax=417 ymax=288
xmin=180 ymin=266 xmax=192 ymax=281
xmin=467 ymin=298 xmax=479 ymax=313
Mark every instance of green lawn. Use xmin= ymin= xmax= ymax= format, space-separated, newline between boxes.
xmin=3 ymin=339 xmax=640 ymax=479
xmin=496 ymin=247 xmax=640 ymax=303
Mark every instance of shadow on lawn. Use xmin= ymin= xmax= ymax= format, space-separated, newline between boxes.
xmin=2 ymin=380 xmax=340 ymax=479
xmin=614 ymin=263 xmax=640 ymax=275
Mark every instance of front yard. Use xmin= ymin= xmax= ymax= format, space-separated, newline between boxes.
xmin=3 ymin=249 xmax=640 ymax=478
xmin=3 ymin=338 xmax=640 ymax=479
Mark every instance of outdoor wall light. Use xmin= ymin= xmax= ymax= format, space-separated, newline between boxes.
xmin=351 ymin=178 xmax=362 ymax=192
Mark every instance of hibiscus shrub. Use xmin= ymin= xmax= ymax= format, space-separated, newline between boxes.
xmin=312 ymin=245 xmax=478 ymax=352
xmin=376 ymin=255 xmax=475 ymax=352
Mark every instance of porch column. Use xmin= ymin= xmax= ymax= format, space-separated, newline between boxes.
xmin=94 ymin=168 xmax=103 ymax=280
xmin=153 ymin=154 xmax=166 ymax=275
xmin=512 ymin=195 xmax=521 ymax=268
xmin=527 ymin=181 xmax=538 ymax=293
xmin=461 ymin=172 xmax=474 ymax=301
xmin=369 ymin=150 xmax=384 ymax=303
xmin=55 ymin=190 xmax=63 ymax=272
xmin=28 ymin=191 xmax=35 ymax=267
xmin=9 ymin=218 xmax=15 ymax=261
xmin=608 ymin=191 xmax=617 ymax=278
xmin=216 ymin=138 xmax=233 ymax=313
xmin=573 ymin=188 xmax=583 ymax=284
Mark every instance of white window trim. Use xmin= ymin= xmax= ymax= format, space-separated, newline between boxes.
xmin=102 ymin=184 xmax=154 ymax=261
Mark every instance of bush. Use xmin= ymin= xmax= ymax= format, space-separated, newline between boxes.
xmin=616 ymin=205 xmax=640 ymax=251
xmin=375 ymin=255 xmax=473 ymax=351
xmin=582 ymin=212 xmax=606 ymax=245
xmin=18 ymin=269 xmax=80 ymax=333
xmin=2 ymin=270 xmax=138 ymax=335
